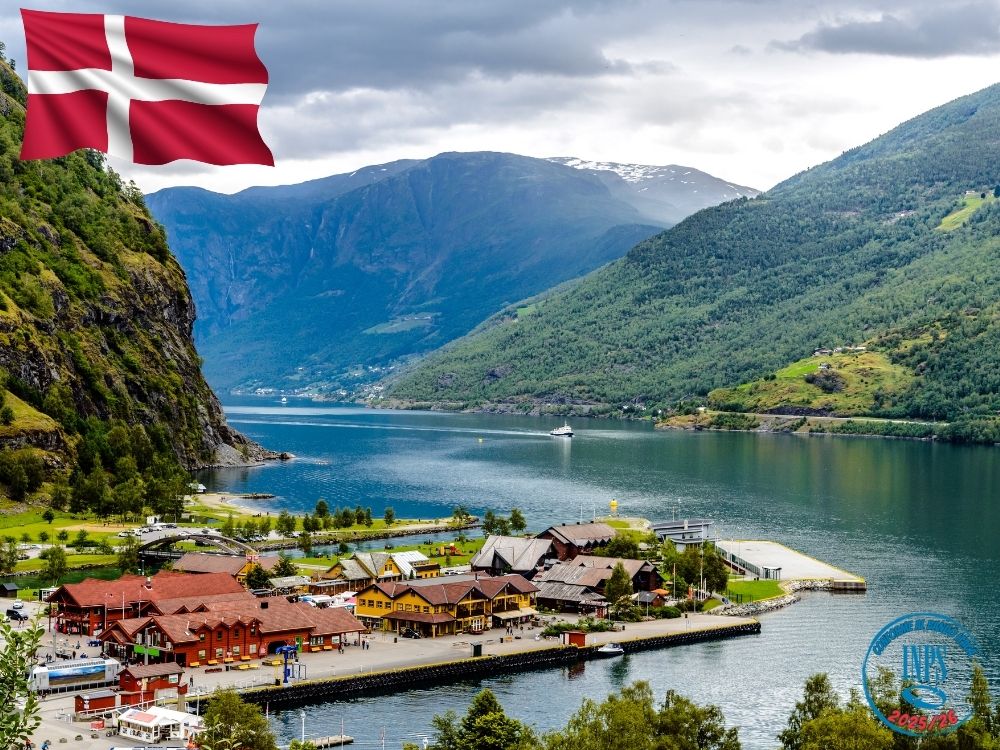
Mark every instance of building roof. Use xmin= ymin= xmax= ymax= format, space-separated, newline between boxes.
xmin=1 ymin=582 xmax=19 ymax=592
xmin=566 ymin=556 xmax=656 ymax=577
xmin=268 ymin=575 xmax=311 ymax=589
xmin=50 ymin=571 xmax=245 ymax=608
xmin=471 ymin=536 xmax=554 ymax=573
xmin=172 ymin=553 xmax=281 ymax=576
xmin=324 ymin=551 xmax=433 ymax=581
xmin=154 ymin=591 xmax=257 ymax=615
xmin=536 ymin=563 xmax=610 ymax=589
xmin=121 ymin=662 xmax=184 ymax=679
xmin=534 ymin=581 xmax=606 ymax=605
xmin=361 ymin=573 xmax=537 ymax=607
xmin=389 ymin=550 xmax=433 ymax=578
xmin=537 ymin=522 xmax=615 ymax=547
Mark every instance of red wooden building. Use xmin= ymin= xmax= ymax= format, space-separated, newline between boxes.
xmin=118 ymin=662 xmax=187 ymax=706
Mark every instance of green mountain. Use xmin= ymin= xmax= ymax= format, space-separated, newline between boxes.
xmin=0 ymin=59 xmax=262 ymax=479
xmin=147 ymin=152 xmax=752 ymax=394
xmin=387 ymin=84 xmax=1000 ymax=427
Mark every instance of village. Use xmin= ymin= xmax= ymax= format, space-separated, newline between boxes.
xmin=8 ymin=514 xmax=863 ymax=747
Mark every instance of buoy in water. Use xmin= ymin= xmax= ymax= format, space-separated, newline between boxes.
xmin=477 ymin=437 xmax=484 ymax=443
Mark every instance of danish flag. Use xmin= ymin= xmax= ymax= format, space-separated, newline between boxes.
xmin=20 ymin=9 xmax=273 ymax=165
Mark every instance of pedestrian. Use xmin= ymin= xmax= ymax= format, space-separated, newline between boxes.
xmin=189 ymin=675 xmax=194 ymax=688
xmin=71 ymin=650 xmax=76 ymax=659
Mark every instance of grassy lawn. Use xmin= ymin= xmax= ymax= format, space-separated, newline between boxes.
xmin=726 ymin=578 xmax=784 ymax=601
xmin=14 ymin=553 xmax=117 ymax=573
xmin=702 ymin=598 xmax=723 ymax=611
xmin=0 ymin=391 xmax=60 ymax=435
xmin=938 ymin=193 xmax=995 ymax=231
xmin=0 ymin=510 xmax=126 ymax=543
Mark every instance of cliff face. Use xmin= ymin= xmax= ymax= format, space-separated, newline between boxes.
xmin=0 ymin=59 xmax=262 ymax=469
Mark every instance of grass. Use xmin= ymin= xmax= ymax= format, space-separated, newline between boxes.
xmin=708 ymin=349 xmax=913 ymax=417
xmin=0 ymin=390 xmax=60 ymax=435
xmin=0 ymin=510 xmax=125 ymax=543
xmin=293 ymin=536 xmax=488 ymax=572
xmin=363 ymin=315 xmax=435 ymax=335
xmin=725 ymin=578 xmax=784 ymax=601
xmin=938 ymin=193 xmax=995 ymax=231
xmin=14 ymin=553 xmax=116 ymax=572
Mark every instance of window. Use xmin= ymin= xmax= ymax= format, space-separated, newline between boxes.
xmin=232 ymin=645 xmax=241 ymax=655
xmin=216 ymin=631 xmax=223 ymax=641
xmin=376 ymin=600 xmax=383 ymax=609
xmin=422 ymin=606 xmax=429 ymax=613
xmin=234 ymin=628 xmax=241 ymax=638
xmin=198 ymin=649 xmax=206 ymax=660
xmin=215 ymin=647 xmax=224 ymax=659
xmin=198 ymin=633 xmax=205 ymax=642
xmin=309 ymin=636 xmax=324 ymax=646
xmin=404 ymin=604 xmax=412 ymax=612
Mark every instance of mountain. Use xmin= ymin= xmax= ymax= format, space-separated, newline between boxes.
xmin=386 ymin=84 xmax=1000 ymax=428
xmin=148 ymin=152 xmax=753 ymax=394
xmin=547 ymin=157 xmax=758 ymax=224
xmin=0 ymin=59 xmax=261 ymax=474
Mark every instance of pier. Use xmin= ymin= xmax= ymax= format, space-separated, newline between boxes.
xmin=716 ymin=539 xmax=866 ymax=590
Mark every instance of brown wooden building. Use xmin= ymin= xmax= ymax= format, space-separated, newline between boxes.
xmin=535 ymin=522 xmax=615 ymax=560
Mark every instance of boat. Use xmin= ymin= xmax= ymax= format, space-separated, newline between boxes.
xmin=280 ymin=396 xmax=288 ymax=404
xmin=550 ymin=422 xmax=573 ymax=437
xmin=596 ymin=642 xmax=624 ymax=657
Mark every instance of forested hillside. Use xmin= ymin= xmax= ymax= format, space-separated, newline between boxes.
xmin=387 ymin=83 xmax=1000 ymax=434
xmin=0 ymin=57 xmax=265 ymax=506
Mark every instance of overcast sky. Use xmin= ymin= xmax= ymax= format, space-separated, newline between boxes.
xmin=4 ymin=1 xmax=1000 ymax=194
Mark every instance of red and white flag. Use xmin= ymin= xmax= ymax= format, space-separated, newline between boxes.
xmin=20 ymin=9 xmax=273 ymax=166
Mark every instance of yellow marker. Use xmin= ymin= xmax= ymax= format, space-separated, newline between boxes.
xmin=478 ymin=438 xmax=484 ymax=443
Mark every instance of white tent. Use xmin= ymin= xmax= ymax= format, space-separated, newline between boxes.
xmin=116 ymin=706 xmax=203 ymax=744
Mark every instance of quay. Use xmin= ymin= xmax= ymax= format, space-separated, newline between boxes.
xmin=716 ymin=539 xmax=866 ymax=590
xmin=310 ymin=735 xmax=354 ymax=747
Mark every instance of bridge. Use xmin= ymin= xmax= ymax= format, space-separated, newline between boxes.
xmin=137 ymin=533 xmax=257 ymax=562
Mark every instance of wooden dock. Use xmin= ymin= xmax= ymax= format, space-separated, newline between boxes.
xmin=311 ymin=735 xmax=354 ymax=747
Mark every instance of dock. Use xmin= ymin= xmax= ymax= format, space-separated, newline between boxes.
xmin=311 ymin=735 xmax=354 ymax=747
xmin=716 ymin=540 xmax=866 ymax=590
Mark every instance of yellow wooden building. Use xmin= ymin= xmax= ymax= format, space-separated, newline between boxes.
xmin=354 ymin=573 xmax=538 ymax=637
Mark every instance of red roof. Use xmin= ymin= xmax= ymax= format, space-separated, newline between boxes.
xmin=51 ymin=571 xmax=245 ymax=608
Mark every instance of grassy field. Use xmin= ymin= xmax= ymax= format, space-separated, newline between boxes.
xmin=0 ymin=510 xmax=127 ymax=543
xmin=726 ymin=578 xmax=784 ymax=601
xmin=14 ymin=553 xmax=116 ymax=573
xmin=0 ymin=391 xmax=60 ymax=436
xmin=708 ymin=349 xmax=912 ymax=416
xmin=938 ymin=193 xmax=995 ymax=231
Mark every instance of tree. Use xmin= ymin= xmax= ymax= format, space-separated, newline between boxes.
xmin=481 ymin=510 xmax=498 ymax=536
xmin=494 ymin=517 xmax=512 ymax=537
xmin=799 ymin=701 xmax=893 ymax=750
xmin=543 ymin=681 xmax=739 ymax=750
xmin=298 ymin=530 xmax=313 ymax=556
xmin=49 ymin=480 xmax=70 ymax=511
xmin=38 ymin=530 xmax=48 ymax=543
xmin=56 ymin=529 xmax=69 ymax=542
xmin=272 ymin=554 xmax=297 ymax=578
xmin=702 ymin=545 xmax=729 ymax=593
xmin=0 ymin=613 xmax=44 ymax=748
xmin=314 ymin=499 xmax=329 ymax=518
xmin=363 ymin=507 xmax=373 ymax=527
xmin=276 ymin=510 xmax=296 ymax=536
xmin=258 ymin=517 xmax=272 ymax=537
xmin=509 ymin=508 xmax=527 ymax=535
xmin=43 ymin=544 xmax=68 ymax=584
xmin=0 ymin=538 xmax=18 ymax=576
xmin=601 ymin=535 xmax=640 ymax=560
xmin=429 ymin=688 xmax=534 ymax=750
xmin=117 ymin=535 xmax=140 ymax=574
xmin=73 ymin=529 xmax=90 ymax=549
xmin=779 ymin=674 xmax=841 ymax=750
xmin=384 ymin=507 xmax=395 ymax=526
xmin=201 ymin=688 xmax=278 ymax=750
xmin=221 ymin=512 xmax=236 ymax=538
xmin=452 ymin=505 xmax=471 ymax=525
xmin=604 ymin=562 xmax=634 ymax=611
xmin=41 ymin=509 xmax=54 ymax=524
xmin=245 ymin=564 xmax=271 ymax=590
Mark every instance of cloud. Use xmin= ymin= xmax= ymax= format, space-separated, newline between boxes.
xmin=773 ymin=2 xmax=1000 ymax=58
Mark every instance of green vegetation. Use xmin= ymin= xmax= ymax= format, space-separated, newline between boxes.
xmin=388 ymin=84 xmax=1000 ymax=439
xmin=938 ymin=192 xmax=995 ymax=231
xmin=0 ymin=59 xmax=249 ymax=506
xmin=202 ymin=688 xmax=278 ymax=750
xmin=0 ymin=611 xmax=44 ymax=748
xmin=725 ymin=578 xmax=784 ymax=601
xmin=709 ymin=349 xmax=913 ymax=416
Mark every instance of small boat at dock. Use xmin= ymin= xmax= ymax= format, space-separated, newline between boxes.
xmin=596 ymin=642 xmax=624 ymax=657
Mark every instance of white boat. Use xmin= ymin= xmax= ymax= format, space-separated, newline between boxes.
xmin=280 ymin=396 xmax=288 ymax=404
xmin=550 ymin=422 xmax=573 ymax=437
xmin=596 ymin=642 xmax=624 ymax=657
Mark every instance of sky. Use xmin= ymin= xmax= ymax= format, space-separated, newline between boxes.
xmin=4 ymin=1 xmax=1000 ymax=194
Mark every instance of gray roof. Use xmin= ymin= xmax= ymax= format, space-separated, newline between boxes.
xmin=268 ymin=575 xmax=311 ymax=588
xmin=538 ymin=522 xmax=615 ymax=547
xmin=534 ymin=580 xmax=606 ymax=605
xmin=471 ymin=536 xmax=554 ymax=573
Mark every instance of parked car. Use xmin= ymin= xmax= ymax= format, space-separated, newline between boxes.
xmin=117 ymin=531 xmax=132 ymax=538
xmin=6 ymin=609 xmax=27 ymax=622
xmin=11 ymin=600 xmax=24 ymax=610
xmin=400 ymin=628 xmax=422 ymax=639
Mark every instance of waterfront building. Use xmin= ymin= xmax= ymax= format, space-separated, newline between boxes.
xmin=354 ymin=573 xmax=537 ymax=637
xmin=320 ymin=551 xmax=440 ymax=589
xmin=99 ymin=597 xmax=366 ymax=666
xmin=470 ymin=536 xmax=555 ymax=579
xmin=172 ymin=552 xmax=282 ymax=586
xmin=47 ymin=571 xmax=248 ymax=636
xmin=650 ymin=518 xmax=714 ymax=550
xmin=535 ymin=522 xmax=615 ymax=560
xmin=118 ymin=662 xmax=187 ymax=706
xmin=533 ymin=556 xmax=662 ymax=613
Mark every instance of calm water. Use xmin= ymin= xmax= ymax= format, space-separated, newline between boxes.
xmin=203 ymin=398 xmax=1000 ymax=749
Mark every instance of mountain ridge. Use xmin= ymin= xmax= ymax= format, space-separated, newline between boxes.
xmin=147 ymin=151 xmax=752 ymax=395
xmin=385 ymin=83 xmax=1000 ymax=429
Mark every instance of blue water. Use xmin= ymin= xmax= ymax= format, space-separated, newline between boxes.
xmin=202 ymin=398 xmax=1000 ymax=749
